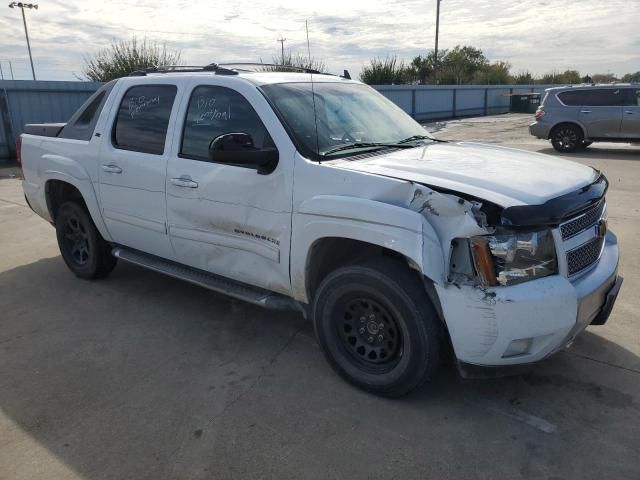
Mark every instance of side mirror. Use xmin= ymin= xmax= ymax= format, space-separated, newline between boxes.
xmin=208 ymin=133 xmax=278 ymax=174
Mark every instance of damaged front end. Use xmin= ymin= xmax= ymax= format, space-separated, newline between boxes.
xmin=404 ymin=172 xmax=616 ymax=371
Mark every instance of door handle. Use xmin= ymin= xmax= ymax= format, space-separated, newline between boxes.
xmin=101 ymin=164 xmax=122 ymax=174
xmin=580 ymin=110 xmax=592 ymax=114
xmin=170 ymin=177 xmax=199 ymax=188
xmin=624 ymin=110 xmax=634 ymax=115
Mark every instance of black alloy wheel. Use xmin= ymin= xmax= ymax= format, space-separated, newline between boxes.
xmin=551 ymin=124 xmax=583 ymax=153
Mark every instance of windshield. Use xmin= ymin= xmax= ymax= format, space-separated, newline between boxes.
xmin=260 ymin=82 xmax=435 ymax=159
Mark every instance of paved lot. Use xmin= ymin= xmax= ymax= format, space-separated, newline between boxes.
xmin=1 ymin=114 xmax=639 ymax=480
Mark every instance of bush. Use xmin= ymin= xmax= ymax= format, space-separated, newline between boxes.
xmin=83 ymin=37 xmax=182 ymax=82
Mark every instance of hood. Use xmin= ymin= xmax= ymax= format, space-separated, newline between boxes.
xmin=331 ymin=142 xmax=598 ymax=207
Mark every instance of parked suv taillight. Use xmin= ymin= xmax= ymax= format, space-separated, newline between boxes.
xmin=15 ymin=134 xmax=24 ymax=178
xmin=535 ymin=108 xmax=545 ymax=121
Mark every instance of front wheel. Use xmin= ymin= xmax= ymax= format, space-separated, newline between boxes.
xmin=551 ymin=124 xmax=583 ymax=152
xmin=55 ymin=201 xmax=117 ymax=279
xmin=312 ymin=258 xmax=443 ymax=397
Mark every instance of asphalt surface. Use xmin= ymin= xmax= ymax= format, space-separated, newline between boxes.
xmin=1 ymin=114 xmax=639 ymax=480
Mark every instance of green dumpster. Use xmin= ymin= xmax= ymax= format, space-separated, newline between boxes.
xmin=509 ymin=93 xmax=541 ymax=113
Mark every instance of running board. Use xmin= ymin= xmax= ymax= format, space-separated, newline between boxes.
xmin=112 ymin=247 xmax=300 ymax=311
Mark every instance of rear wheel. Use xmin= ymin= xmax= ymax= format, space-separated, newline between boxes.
xmin=55 ymin=201 xmax=116 ymax=279
xmin=551 ymin=124 xmax=583 ymax=152
xmin=578 ymin=140 xmax=592 ymax=150
xmin=312 ymin=258 xmax=442 ymax=397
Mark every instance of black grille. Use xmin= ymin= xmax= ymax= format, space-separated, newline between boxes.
xmin=560 ymin=202 xmax=604 ymax=239
xmin=567 ymin=236 xmax=604 ymax=276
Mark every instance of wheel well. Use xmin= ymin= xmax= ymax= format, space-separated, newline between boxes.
xmin=305 ymin=237 xmax=456 ymax=363
xmin=549 ymin=122 xmax=585 ymax=140
xmin=306 ymin=238 xmax=411 ymax=301
xmin=45 ymin=180 xmax=86 ymax=222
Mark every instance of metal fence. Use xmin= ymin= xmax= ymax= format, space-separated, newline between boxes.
xmin=374 ymin=84 xmax=555 ymax=121
xmin=0 ymin=80 xmax=102 ymax=160
xmin=0 ymin=80 xmax=553 ymax=161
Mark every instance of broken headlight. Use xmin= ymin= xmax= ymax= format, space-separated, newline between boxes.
xmin=470 ymin=229 xmax=557 ymax=286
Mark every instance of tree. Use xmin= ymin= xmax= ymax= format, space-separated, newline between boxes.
xmin=360 ymin=56 xmax=410 ymax=85
xmin=512 ymin=70 xmax=536 ymax=84
xmin=270 ymin=52 xmax=327 ymax=72
xmin=83 ymin=37 xmax=181 ymax=82
xmin=540 ymin=70 xmax=581 ymax=85
xmin=473 ymin=61 xmax=511 ymax=85
xmin=622 ymin=71 xmax=640 ymax=83
xmin=439 ymin=45 xmax=488 ymax=84
xmin=407 ymin=51 xmax=439 ymax=84
xmin=561 ymin=69 xmax=581 ymax=84
xmin=591 ymin=73 xmax=619 ymax=83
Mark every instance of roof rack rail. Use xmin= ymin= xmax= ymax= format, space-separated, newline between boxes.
xmin=218 ymin=62 xmax=324 ymax=74
xmin=128 ymin=63 xmax=238 ymax=77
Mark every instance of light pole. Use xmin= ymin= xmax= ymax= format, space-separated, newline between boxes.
xmin=277 ymin=36 xmax=287 ymax=65
xmin=434 ymin=0 xmax=441 ymax=83
xmin=8 ymin=2 xmax=38 ymax=80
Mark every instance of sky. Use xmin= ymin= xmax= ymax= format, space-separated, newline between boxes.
xmin=0 ymin=0 xmax=638 ymax=81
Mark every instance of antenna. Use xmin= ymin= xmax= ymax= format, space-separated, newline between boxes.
xmin=277 ymin=36 xmax=287 ymax=64
xmin=305 ymin=19 xmax=311 ymax=65
xmin=305 ymin=19 xmax=321 ymax=163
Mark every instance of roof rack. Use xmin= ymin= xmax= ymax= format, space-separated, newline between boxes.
xmin=217 ymin=62 xmax=324 ymax=74
xmin=128 ymin=62 xmax=353 ymax=79
xmin=128 ymin=63 xmax=238 ymax=76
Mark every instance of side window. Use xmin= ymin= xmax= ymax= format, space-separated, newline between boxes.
xmin=583 ymin=89 xmax=624 ymax=107
xmin=181 ymin=85 xmax=273 ymax=161
xmin=113 ymin=85 xmax=177 ymax=155
xmin=558 ymin=90 xmax=590 ymax=106
xmin=624 ymin=89 xmax=640 ymax=106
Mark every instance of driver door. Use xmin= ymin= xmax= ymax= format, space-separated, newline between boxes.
xmin=165 ymin=82 xmax=293 ymax=295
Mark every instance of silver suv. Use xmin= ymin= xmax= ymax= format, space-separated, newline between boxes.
xmin=529 ymin=84 xmax=640 ymax=152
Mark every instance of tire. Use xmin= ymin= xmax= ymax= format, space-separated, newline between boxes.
xmin=551 ymin=124 xmax=583 ymax=153
xmin=55 ymin=201 xmax=117 ymax=279
xmin=578 ymin=141 xmax=592 ymax=150
xmin=312 ymin=257 xmax=443 ymax=397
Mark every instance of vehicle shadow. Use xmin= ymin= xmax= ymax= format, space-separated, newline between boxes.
xmin=0 ymin=257 xmax=638 ymax=479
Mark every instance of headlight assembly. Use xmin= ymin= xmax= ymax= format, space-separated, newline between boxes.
xmin=470 ymin=229 xmax=557 ymax=286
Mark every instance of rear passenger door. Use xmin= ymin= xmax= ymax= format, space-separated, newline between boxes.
xmin=98 ymin=80 xmax=181 ymax=260
xmin=576 ymin=89 xmax=623 ymax=138
xmin=621 ymin=88 xmax=640 ymax=139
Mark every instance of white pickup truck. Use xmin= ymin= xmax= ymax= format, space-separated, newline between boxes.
xmin=18 ymin=64 xmax=622 ymax=396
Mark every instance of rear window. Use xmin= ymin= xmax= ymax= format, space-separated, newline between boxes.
xmin=59 ymin=81 xmax=115 ymax=141
xmin=113 ymin=85 xmax=177 ymax=155
xmin=558 ymin=89 xmax=625 ymax=107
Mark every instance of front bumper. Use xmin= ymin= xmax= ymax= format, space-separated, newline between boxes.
xmin=435 ymin=231 xmax=621 ymax=368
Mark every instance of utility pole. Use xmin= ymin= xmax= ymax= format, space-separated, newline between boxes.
xmin=277 ymin=36 xmax=287 ymax=65
xmin=8 ymin=2 xmax=38 ymax=80
xmin=434 ymin=0 xmax=441 ymax=83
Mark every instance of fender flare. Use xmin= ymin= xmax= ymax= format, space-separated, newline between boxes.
xmin=290 ymin=195 xmax=443 ymax=303
xmin=42 ymin=157 xmax=112 ymax=242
